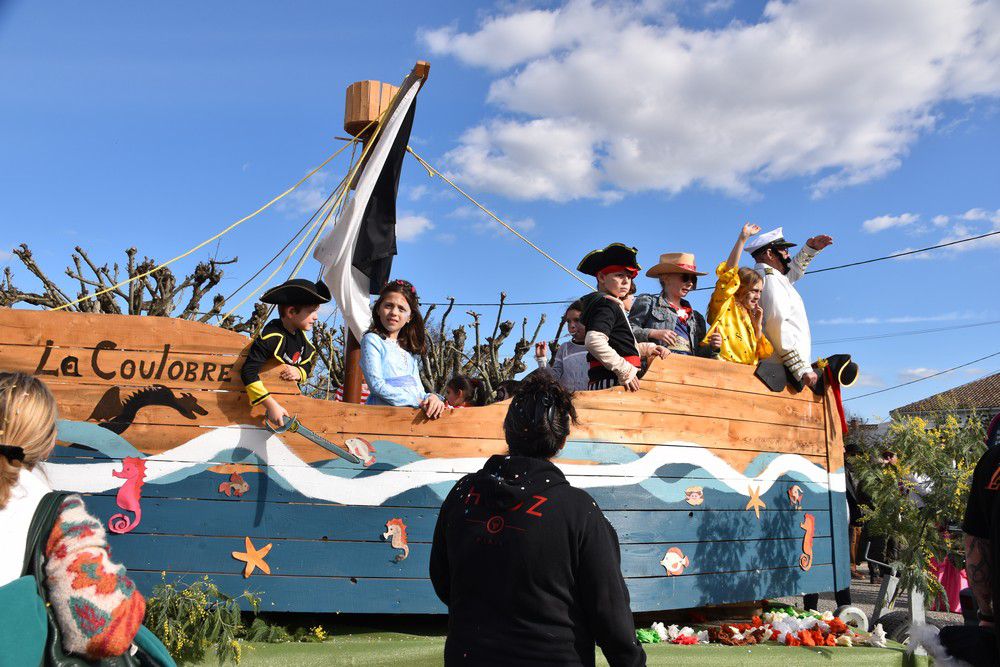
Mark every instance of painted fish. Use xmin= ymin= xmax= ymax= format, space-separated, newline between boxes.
xmin=345 ymin=437 xmax=376 ymax=467
xmin=660 ymin=547 xmax=690 ymax=576
xmin=219 ymin=472 xmax=250 ymax=497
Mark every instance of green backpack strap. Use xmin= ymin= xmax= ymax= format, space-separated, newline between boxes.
xmin=22 ymin=491 xmax=71 ymax=578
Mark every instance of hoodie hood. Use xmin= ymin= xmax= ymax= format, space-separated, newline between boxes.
xmin=471 ymin=454 xmax=569 ymax=511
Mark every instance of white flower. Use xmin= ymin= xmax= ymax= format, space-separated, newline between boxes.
xmin=762 ymin=628 xmax=774 ymax=643
xmin=836 ymin=634 xmax=853 ymax=647
xmin=820 ymin=611 xmax=835 ymax=622
xmin=651 ymin=622 xmax=668 ymax=642
xmin=667 ymin=624 xmax=681 ymax=640
xmin=696 ymin=630 xmax=710 ymax=644
xmin=728 ymin=626 xmax=745 ymax=641
xmin=678 ymin=626 xmax=695 ymax=638
xmin=868 ymin=624 xmax=887 ymax=648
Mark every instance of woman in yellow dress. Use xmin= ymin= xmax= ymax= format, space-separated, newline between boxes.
xmin=703 ymin=224 xmax=773 ymax=365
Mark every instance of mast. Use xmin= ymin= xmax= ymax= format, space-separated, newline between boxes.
xmin=340 ymin=61 xmax=430 ymax=403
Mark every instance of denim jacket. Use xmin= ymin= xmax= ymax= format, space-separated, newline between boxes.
xmin=628 ymin=292 xmax=718 ymax=359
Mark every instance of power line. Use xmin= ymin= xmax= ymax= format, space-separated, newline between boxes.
xmin=815 ymin=319 xmax=1000 ymax=345
xmin=806 ymin=229 xmax=1000 ymax=274
xmin=843 ymin=352 xmax=1000 ymax=402
xmin=422 ymin=229 xmax=1000 ymax=306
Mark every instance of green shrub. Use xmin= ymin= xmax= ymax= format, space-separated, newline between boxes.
xmin=145 ymin=575 xmax=268 ymax=665
xmin=852 ymin=412 xmax=985 ymax=606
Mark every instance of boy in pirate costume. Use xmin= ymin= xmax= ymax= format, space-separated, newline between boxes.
xmin=578 ymin=243 xmax=668 ymax=391
xmin=240 ymin=278 xmax=331 ymax=425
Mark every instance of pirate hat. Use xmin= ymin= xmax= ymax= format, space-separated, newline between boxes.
xmin=645 ymin=252 xmax=707 ymax=277
xmin=260 ymin=279 xmax=332 ymax=305
xmin=744 ymin=227 xmax=797 ymax=255
xmin=577 ymin=243 xmax=641 ymax=277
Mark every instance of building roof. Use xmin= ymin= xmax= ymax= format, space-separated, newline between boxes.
xmin=893 ymin=372 xmax=1000 ymax=416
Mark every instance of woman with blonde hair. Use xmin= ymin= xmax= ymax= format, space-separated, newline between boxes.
xmin=703 ymin=224 xmax=774 ymax=365
xmin=0 ymin=371 xmax=147 ymax=660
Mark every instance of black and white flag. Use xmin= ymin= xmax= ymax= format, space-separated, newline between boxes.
xmin=314 ymin=69 xmax=423 ymax=341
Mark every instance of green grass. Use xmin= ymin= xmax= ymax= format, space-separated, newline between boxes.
xmin=191 ymin=632 xmax=922 ymax=667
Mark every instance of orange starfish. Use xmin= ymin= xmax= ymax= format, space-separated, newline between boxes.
xmin=232 ymin=537 xmax=272 ymax=578
xmin=745 ymin=484 xmax=766 ymax=519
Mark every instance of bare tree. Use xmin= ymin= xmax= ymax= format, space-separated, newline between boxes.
xmin=3 ymin=244 xmax=551 ymax=402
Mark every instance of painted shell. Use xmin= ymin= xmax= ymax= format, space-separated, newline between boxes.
xmin=660 ymin=547 xmax=690 ymax=576
xmin=684 ymin=486 xmax=704 ymax=506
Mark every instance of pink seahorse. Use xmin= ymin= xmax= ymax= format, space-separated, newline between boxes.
xmin=109 ymin=457 xmax=146 ymax=534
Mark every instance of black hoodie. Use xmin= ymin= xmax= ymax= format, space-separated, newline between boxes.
xmin=429 ymin=455 xmax=646 ymax=667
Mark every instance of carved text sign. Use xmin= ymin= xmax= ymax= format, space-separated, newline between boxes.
xmin=34 ymin=339 xmax=236 ymax=384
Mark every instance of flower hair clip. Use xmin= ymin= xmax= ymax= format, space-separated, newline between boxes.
xmin=392 ymin=279 xmax=418 ymax=298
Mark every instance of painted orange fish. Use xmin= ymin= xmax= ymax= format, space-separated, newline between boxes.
xmin=345 ymin=437 xmax=376 ymax=467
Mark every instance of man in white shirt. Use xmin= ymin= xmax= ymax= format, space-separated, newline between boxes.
xmin=746 ymin=228 xmax=833 ymax=389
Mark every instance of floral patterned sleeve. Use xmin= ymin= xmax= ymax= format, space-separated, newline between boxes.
xmin=44 ymin=495 xmax=146 ymax=659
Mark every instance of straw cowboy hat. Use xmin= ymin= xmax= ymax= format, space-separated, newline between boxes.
xmin=645 ymin=252 xmax=707 ymax=278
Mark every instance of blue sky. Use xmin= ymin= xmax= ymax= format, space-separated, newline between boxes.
xmin=1 ymin=0 xmax=998 ymax=421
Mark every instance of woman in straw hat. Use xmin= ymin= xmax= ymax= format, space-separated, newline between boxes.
xmin=629 ymin=252 xmax=721 ymax=358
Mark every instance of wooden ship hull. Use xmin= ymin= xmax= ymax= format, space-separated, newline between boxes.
xmin=1 ymin=307 xmax=850 ymax=613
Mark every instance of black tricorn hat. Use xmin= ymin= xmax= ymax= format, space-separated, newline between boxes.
xmin=577 ymin=243 xmax=641 ymax=277
xmin=260 ymin=279 xmax=331 ymax=305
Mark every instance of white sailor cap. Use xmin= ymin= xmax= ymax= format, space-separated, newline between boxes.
xmin=744 ymin=227 xmax=797 ymax=254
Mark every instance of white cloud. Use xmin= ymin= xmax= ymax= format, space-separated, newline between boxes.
xmin=280 ymin=170 xmax=334 ymax=215
xmin=396 ymin=214 xmax=435 ymax=242
xmin=962 ymin=207 xmax=991 ymax=221
xmin=424 ymin=0 xmax=1000 ymax=201
xmin=0 ymin=248 xmax=12 ymax=263
xmin=406 ymin=184 xmax=429 ymax=201
xmin=862 ymin=213 xmax=919 ymax=234
xmin=893 ymin=207 xmax=1000 ymax=257
xmin=855 ymin=374 xmax=885 ymax=389
xmin=899 ymin=368 xmax=940 ymax=382
xmin=816 ymin=311 xmax=981 ymax=325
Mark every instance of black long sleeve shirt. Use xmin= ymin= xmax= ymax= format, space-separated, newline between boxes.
xmin=430 ymin=454 xmax=645 ymax=667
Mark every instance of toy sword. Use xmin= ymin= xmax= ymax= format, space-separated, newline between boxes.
xmin=266 ymin=415 xmax=362 ymax=464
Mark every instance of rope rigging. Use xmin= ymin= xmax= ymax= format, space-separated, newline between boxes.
xmin=48 ymin=139 xmax=362 ymax=312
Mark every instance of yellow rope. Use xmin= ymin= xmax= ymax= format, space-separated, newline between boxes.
xmin=223 ymin=84 xmax=403 ymax=322
xmin=50 ymin=138 xmax=363 ymax=312
xmin=405 ymin=147 xmax=593 ymax=291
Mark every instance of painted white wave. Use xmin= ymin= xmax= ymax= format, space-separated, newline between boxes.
xmin=42 ymin=425 xmax=843 ymax=505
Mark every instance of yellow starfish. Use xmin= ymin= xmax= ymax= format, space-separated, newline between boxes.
xmin=745 ymin=484 xmax=766 ymax=519
xmin=232 ymin=537 xmax=272 ymax=578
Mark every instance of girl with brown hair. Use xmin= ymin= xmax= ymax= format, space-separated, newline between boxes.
xmin=360 ymin=279 xmax=446 ymax=419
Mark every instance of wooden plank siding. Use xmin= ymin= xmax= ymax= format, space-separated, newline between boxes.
xmin=1 ymin=308 xmax=847 ymax=613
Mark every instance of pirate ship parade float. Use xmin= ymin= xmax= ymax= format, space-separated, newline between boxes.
xmin=2 ymin=62 xmax=855 ymax=614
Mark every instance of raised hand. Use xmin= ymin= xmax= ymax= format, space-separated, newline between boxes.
xmin=806 ymin=235 xmax=833 ymax=251
xmin=534 ymin=341 xmax=549 ymax=359
xmin=741 ymin=223 xmax=761 ymax=240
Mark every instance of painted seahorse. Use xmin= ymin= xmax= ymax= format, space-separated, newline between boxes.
xmin=383 ymin=518 xmax=409 ymax=562
xmin=88 ymin=385 xmax=208 ymax=434
xmin=109 ymin=457 xmax=146 ymax=534
xmin=799 ymin=513 xmax=815 ymax=571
